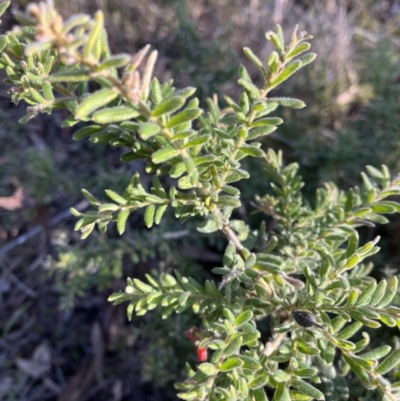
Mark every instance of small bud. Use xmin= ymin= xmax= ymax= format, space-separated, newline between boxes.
xmin=196 ymin=347 xmax=208 ymax=362
xmin=292 ymin=310 xmax=323 ymax=329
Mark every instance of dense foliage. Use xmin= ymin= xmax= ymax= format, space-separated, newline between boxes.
xmin=2 ymin=1 xmax=400 ymax=400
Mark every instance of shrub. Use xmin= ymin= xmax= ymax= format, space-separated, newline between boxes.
xmin=1 ymin=1 xmax=400 ymax=400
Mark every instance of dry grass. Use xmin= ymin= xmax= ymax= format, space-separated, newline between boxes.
xmin=42 ymin=0 xmax=399 ymax=105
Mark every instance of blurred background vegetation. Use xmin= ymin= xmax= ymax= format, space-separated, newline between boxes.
xmin=0 ymin=0 xmax=399 ymax=400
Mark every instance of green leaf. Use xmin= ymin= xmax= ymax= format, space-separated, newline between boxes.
xmin=234 ymin=310 xmax=253 ymax=327
xmin=268 ymin=97 xmax=306 ymax=109
xmin=249 ymin=373 xmax=269 ymax=390
xmin=92 ymin=106 xmax=140 ymax=123
xmin=355 ymin=282 xmax=377 ymax=306
xmin=237 ymin=355 xmax=262 ymax=371
xmin=343 ymin=354 xmax=372 ymax=386
xmin=198 ymin=363 xmax=217 ymax=376
xmin=337 ymin=322 xmax=363 ymax=340
xmin=182 ymin=134 xmax=211 ymax=149
xmin=251 ymin=117 xmax=283 ymax=127
xmin=0 ymin=1 xmax=10 ymax=16
xmin=298 ymin=53 xmax=317 ymax=67
xmin=121 ymin=152 xmax=144 ymax=162
xmin=133 ymin=279 xmax=154 ymax=293
xmin=344 ymin=254 xmax=360 ymax=269
xmin=177 ymin=391 xmax=198 ymax=400
xmin=105 ymin=189 xmax=127 ymax=205
xmin=73 ymin=125 xmax=103 ymax=140
xmin=297 ymin=340 xmax=319 ymax=355
xmin=198 ymin=219 xmax=219 ymax=233
xmin=243 ymin=47 xmax=267 ymax=76
xmin=225 ymin=336 xmax=243 ymax=356
xmin=154 ymin=204 xmax=168 ymax=225
xmin=97 ymin=54 xmax=131 ymax=71
xmin=292 ymin=368 xmax=318 ymax=378
xmin=117 ymin=209 xmax=130 ymax=235
xmin=217 ymin=196 xmax=241 ymax=208
xmin=220 ymin=357 xmax=243 ymax=372
xmin=166 ymin=108 xmax=202 ymax=128
xmin=75 ymin=88 xmax=119 ymax=119
xmin=252 ymin=388 xmax=269 ymax=401
xmin=269 ymin=60 xmax=302 ymax=89
xmin=345 ymin=289 xmax=359 ymax=307
xmin=238 ymin=78 xmax=260 ymax=98
xmin=152 ymin=96 xmax=185 ymax=117
xmin=360 ymin=345 xmax=391 ymax=361
xmin=266 ymin=31 xmax=283 ymax=54
xmin=375 ymin=350 xmax=400 ymax=374
xmin=241 ymin=331 xmax=260 ymax=345
xmin=349 ymin=355 xmax=375 ymax=371
xmin=370 ymin=280 xmax=387 ymax=306
xmin=289 ymin=390 xmax=313 ymax=401
xmin=286 ymin=42 xmax=311 ymax=60
xmin=48 ymin=69 xmax=91 ymax=83
xmin=225 ymin=168 xmax=250 ymax=183
xmin=274 ymin=370 xmax=289 ymax=382
xmin=378 ymin=277 xmax=398 ymax=307
xmin=139 ymin=122 xmax=161 ymax=139
xmin=42 ymin=81 xmax=54 ymax=101
xmin=151 ymin=148 xmax=180 ymax=164
xmin=144 ymin=205 xmax=155 ymax=228
xmin=240 ymin=145 xmax=264 ymax=157
xmin=81 ymin=188 xmax=101 ymax=206
xmin=346 ymin=232 xmax=359 ymax=257
xmin=84 ymin=10 xmax=103 ymax=59
xmin=372 ymin=204 xmax=396 ymax=214
xmin=292 ymin=379 xmax=324 ymax=400
xmin=247 ymin=125 xmax=277 ymax=140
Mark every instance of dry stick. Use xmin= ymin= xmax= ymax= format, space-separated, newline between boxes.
xmin=213 ymin=206 xmax=247 ymax=256
xmin=0 ymin=199 xmax=89 ymax=257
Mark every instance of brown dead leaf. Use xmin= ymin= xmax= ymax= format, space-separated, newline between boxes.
xmin=15 ymin=341 xmax=52 ymax=379
xmin=0 ymin=187 xmax=36 ymax=210
xmin=57 ymin=361 xmax=94 ymax=401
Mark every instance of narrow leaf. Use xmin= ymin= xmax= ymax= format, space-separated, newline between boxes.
xmin=73 ymin=125 xmax=103 ymax=140
xmin=375 ymin=350 xmax=400 ymax=374
xmin=117 ymin=209 xmax=130 ymax=234
xmin=360 ymin=346 xmax=391 ymax=361
xmin=198 ymin=363 xmax=217 ymax=376
xmin=249 ymin=373 xmax=269 ymax=390
xmin=268 ymin=97 xmax=306 ymax=109
xmin=139 ymin=122 xmax=161 ymax=139
xmin=378 ymin=277 xmax=398 ymax=307
xmin=234 ymin=310 xmax=253 ymax=327
xmin=269 ymin=60 xmax=302 ymax=89
xmin=152 ymin=96 xmax=185 ymax=117
xmin=337 ymin=322 xmax=363 ymax=340
xmin=75 ymin=88 xmax=118 ymax=119
xmin=292 ymin=379 xmax=324 ymax=400
xmin=155 ymin=204 xmax=168 ymax=225
xmin=151 ymin=148 xmax=180 ymax=164
xmin=92 ymin=106 xmax=140 ymax=123
xmin=166 ymin=108 xmax=202 ymax=128
xmin=144 ymin=205 xmax=155 ymax=228
xmin=220 ymin=358 xmax=243 ymax=372
xmin=48 ymin=69 xmax=90 ymax=83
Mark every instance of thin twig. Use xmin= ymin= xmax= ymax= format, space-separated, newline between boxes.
xmin=213 ymin=207 xmax=247 ymax=260
xmin=7 ymin=272 xmax=37 ymax=298
xmin=0 ymin=200 xmax=89 ymax=257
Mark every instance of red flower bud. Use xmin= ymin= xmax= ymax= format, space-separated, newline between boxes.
xmin=197 ymin=347 xmax=207 ymax=362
